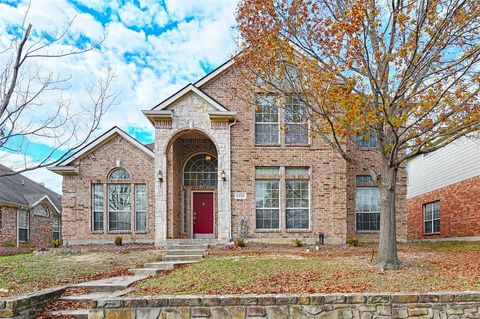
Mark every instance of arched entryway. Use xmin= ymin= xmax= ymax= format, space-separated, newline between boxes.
xmin=165 ymin=130 xmax=219 ymax=239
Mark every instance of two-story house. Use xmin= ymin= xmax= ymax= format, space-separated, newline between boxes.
xmin=49 ymin=58 xmax=407 ymax=246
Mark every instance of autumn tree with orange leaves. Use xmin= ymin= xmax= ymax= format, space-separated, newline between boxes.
xmin=235 ymin=0 xmax=480 ymax=269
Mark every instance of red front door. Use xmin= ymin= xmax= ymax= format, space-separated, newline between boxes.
xmin=193 ymin=192 xmax=214 ymax=234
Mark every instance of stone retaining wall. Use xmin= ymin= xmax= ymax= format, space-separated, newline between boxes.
xmin=0 ymin=286 xmax=66 ymax=318
xmin=90 ymin=292 xmax=480 ymax=318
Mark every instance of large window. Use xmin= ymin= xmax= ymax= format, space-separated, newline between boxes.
xmin=92 ymin=184 xmax=104 ymax=231
xmin=108 ymin=184 xmax=131 ymax=231
xmin=17 ymin=210 xmax=29 ymax=242
xmin=356 ymin=187 xmax=380 ymax=231
xmin=255 ymin=167 xmax=280 ymax=229
xmin=356 ymin=130 xmax=379 ymax=148
xmin=135 ymin=184 xmax=147 ymax=232
xmin=53 ymin=215 xmax=61 ymax=240
xmin=286 ymin=180 xmax=309 ymax=229
xmin=285 ymin=97 xmax=308 ymax=145
xmin=183 ymin=153 xmax=218 ymax=186
xmin=424 ymin=201 xmax=440 ymax=234
xmin=255 ymin=95 xmax=279 ymax=144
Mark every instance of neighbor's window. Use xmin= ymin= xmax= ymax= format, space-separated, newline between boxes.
xmin=135 ymin=184 xmax=147 ymax=232
xmin=356 ymin=130 xmax=379 ymax=148
xmin=424 ymin=201 xmax=440 ymax=234
xmin=255 ymin=95 xmax=279 ymax=144
xmin=108 ymin=184 xmax=131 ymax=231
xmin=53 ymin=215 xmax=61 ymax=240
xmin=285 ymin=180 xmax=309 ymax=229
xmin=17 ymin=210 xmax=29 ymax=242
xmin=255 ymin=180 xmax=280 ymax=229
xmin=109 ymin=167 xmax=131 ymax=180
xmin=356 ymin=187 xmax=381 ymax=231
xmin=33 ymin=203 xmax=48 ymax=217
xmin=183 ymin=153 xmax=218 ymax=186
xmin=92 ymin=184 xmax=104 ymax=231
xmin=285 ymin=96 xmax=308 ymax=145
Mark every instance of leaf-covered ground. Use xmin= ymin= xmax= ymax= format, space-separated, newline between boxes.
xmin=134 ymin=242 xmax=480 ymax=295
xmin=0 ymin=245 xmax=164 ymax=297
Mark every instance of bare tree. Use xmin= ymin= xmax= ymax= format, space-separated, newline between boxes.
xmin=0 ymin=3 xmax=117 ymax=176
xmin=236 ymin=0 xmax=480 ymax=269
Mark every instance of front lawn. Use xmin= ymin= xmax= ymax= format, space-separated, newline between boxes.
xmin=0 ymin=245 xmax=164 ymax=297
xmin=134 ymin=242 xmax=480 ymax=295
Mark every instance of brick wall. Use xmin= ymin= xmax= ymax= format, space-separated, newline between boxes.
xmin=0 ymin=206 xmax=17 ymax=245
xmin=408 ymin=175 xmax=480 ymax=240
xmin=61 ymin=134 xmax=155 ymax=244
xmin=202 ymin=68 xmax=407 ymax=244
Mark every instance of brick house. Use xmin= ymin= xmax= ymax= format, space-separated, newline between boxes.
xmin=407 ymin=137 xmax=480 ymax=240
xmin=49 ymin=59 xmax=407 ymax=246
xmin=0 ymin=165 xmax=62 ymax=247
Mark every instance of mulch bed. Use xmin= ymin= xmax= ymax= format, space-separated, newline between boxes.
xmin=0 ymin=246 xmax=32 ymax=256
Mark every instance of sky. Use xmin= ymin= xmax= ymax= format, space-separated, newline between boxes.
xmin=0 ymin=0 xmax=239 ymax=193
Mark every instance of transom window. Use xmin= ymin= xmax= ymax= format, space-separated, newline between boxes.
xmin=109 ymin=168 xmax=131 ymax=180
xmin=255 ymin=95 xmax=279 ymax=144
xmin=285 ymin=97 xmax=308 ymax=145
xmin=356 ymin=175 xmax=375 ymax=183
xmin=183 ymin=153 xmax=218 ymax=186
xmin=33 ymin=203 xmax=48 ymax=217
xmin=356 ymin=187 xmax=381 ymax=231
xmin=424 ymin=201 xmax=440 ymax=234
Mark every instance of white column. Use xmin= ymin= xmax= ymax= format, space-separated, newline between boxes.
xmin=154 ymin=135 xmax=168 ymax=246
xmin=215 ymin=129 xmax=232 ymax=242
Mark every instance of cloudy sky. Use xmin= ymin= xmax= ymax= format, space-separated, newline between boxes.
xmin=0 ymin=0 xmax=239 ymax=193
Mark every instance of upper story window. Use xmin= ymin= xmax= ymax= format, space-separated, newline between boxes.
xmin=285 ymin=96 xmax=308 ymax=145
xmin=356 ymin=175 xmax=375 ymax=183
xmin=356 ymin=130 xmax=379 ymax=148
xmin=109 ymin=168 xmax=131 ymax=180
xmin=424 ymin=201 xmax=440 ymax=234
xmin=255 ymin=95 xmax=279 ymax=145
xmin=184 ymin=153 xmax=218 ymax=186
xmin=33 ymin=203 xmax=48 ymax=217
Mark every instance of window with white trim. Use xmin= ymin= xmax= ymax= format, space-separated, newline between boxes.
xmin=109 ymin=167 xmax=131 ymax=180
xmin=17 ymin=210 xmax=29 ymax=242
xmin=135 ymin=184 xmax=147 ymax=232
xmin=108 ymin=184 xmax=131 ymax=231
xmin=356 ymin=130 xmax=379 ymax=148
xmin=355 ymin=187 xmax=380 ymax=231
xmin=255 ymin=95 xmax=279 ymax=144
xmin=255 ymin=167 xmax=280 ymax=229
xmin=285 ymin=180 xmax=309 ymax=229
xmin=424 ymin=201 xmax=440 ymax=234
xmin=92 ymin=184 xmax=104 ymax=231
xmin=53 ymin=215 xmax=61 ymax=240
xmin=33 ymin=203 xmax=48 ymax=217
xmin=183 ymin=153 xmax=218 ymax=186
xmin=285 ymin=96 xmax=308 ymax=145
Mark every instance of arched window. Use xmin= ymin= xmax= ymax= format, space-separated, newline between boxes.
xmin=33 ymin=203 xmax=49 ymax=217
xmin=109 ymin=167 xmax=131 ymax=180
xmin=183 ymin=153 xmax=218 ymax=186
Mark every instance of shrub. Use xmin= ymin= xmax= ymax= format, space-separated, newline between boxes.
xmin=293 ymin=239 xmax=303 ymax=247
xmin=234 ymin=238 xmax=245 ymax=247
xmin=5 ymin=240 xmax=15 ymax=248
xmin=114 ymin=236 xmax=123 ymax=246
xmin=51 ymin=239 xmax=62 ymax=248
xmin=346 ymin=236 xmax=359 ymax=247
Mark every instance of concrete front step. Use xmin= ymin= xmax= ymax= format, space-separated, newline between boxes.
xmin=144 ymin=260 xmax=198 ymax=270
xmin=130 ymin=268 xmax=165 ymax=276
xmin=51 ymin=309 xmax=89 ymax=319
xmin=61 ymin=289 xmax=132 ymax=303
xmin=162 ymin=255 xmax=203 ymax=262
xmin=166 ymin=244 xmax=209 ymax=250
xmin=74 ymin=276 xmax=146 ymax=293
xmin=165 ymin=249 xmax=205 ymax=256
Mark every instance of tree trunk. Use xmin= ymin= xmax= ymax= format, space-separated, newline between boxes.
xmin=374 ymin=165 xmax=401 ymax=270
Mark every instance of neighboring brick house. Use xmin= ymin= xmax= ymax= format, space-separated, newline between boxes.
xmin=0 ymin=165 xmax=62 ymax=247
xmin=407 ymin=137 xmax=480 ymax=240
xmin=50 ymin=59 xmax=407 ymax=246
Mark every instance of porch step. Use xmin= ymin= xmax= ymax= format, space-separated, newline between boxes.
xmin=130 ymin=268 xmax=165 ymax=276
xmin=167 ymin=244 xmax=210 ymax=250
xmin=166 ymin=249 xmax=205 ymax=256
xmin=144 ymin=260 xmax=198 ymax=270
xmin=60 ymin=289 xmax=132 ymax=302
xmin=162 ymin=255 xmax=203 ymax=262
xmin=74 ymin=276 xmax=146 ymax=293
xmin=51 ymin=309 xmax=89 ymax=319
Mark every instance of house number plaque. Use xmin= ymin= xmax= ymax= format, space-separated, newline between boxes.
xmin=234 ymin=192 xmax=247 ymax=200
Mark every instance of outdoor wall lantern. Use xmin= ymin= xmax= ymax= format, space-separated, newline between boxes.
xmin=158 ymin=170 xmax=163 ymax=182
xmin=221 ymin=170 xmax=227 ymax=182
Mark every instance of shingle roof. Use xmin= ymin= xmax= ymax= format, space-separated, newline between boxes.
xmin=0 ymin=164 xmax=62 ymax=212
xmin=144 ymin=143 xmax=154 ymax=151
